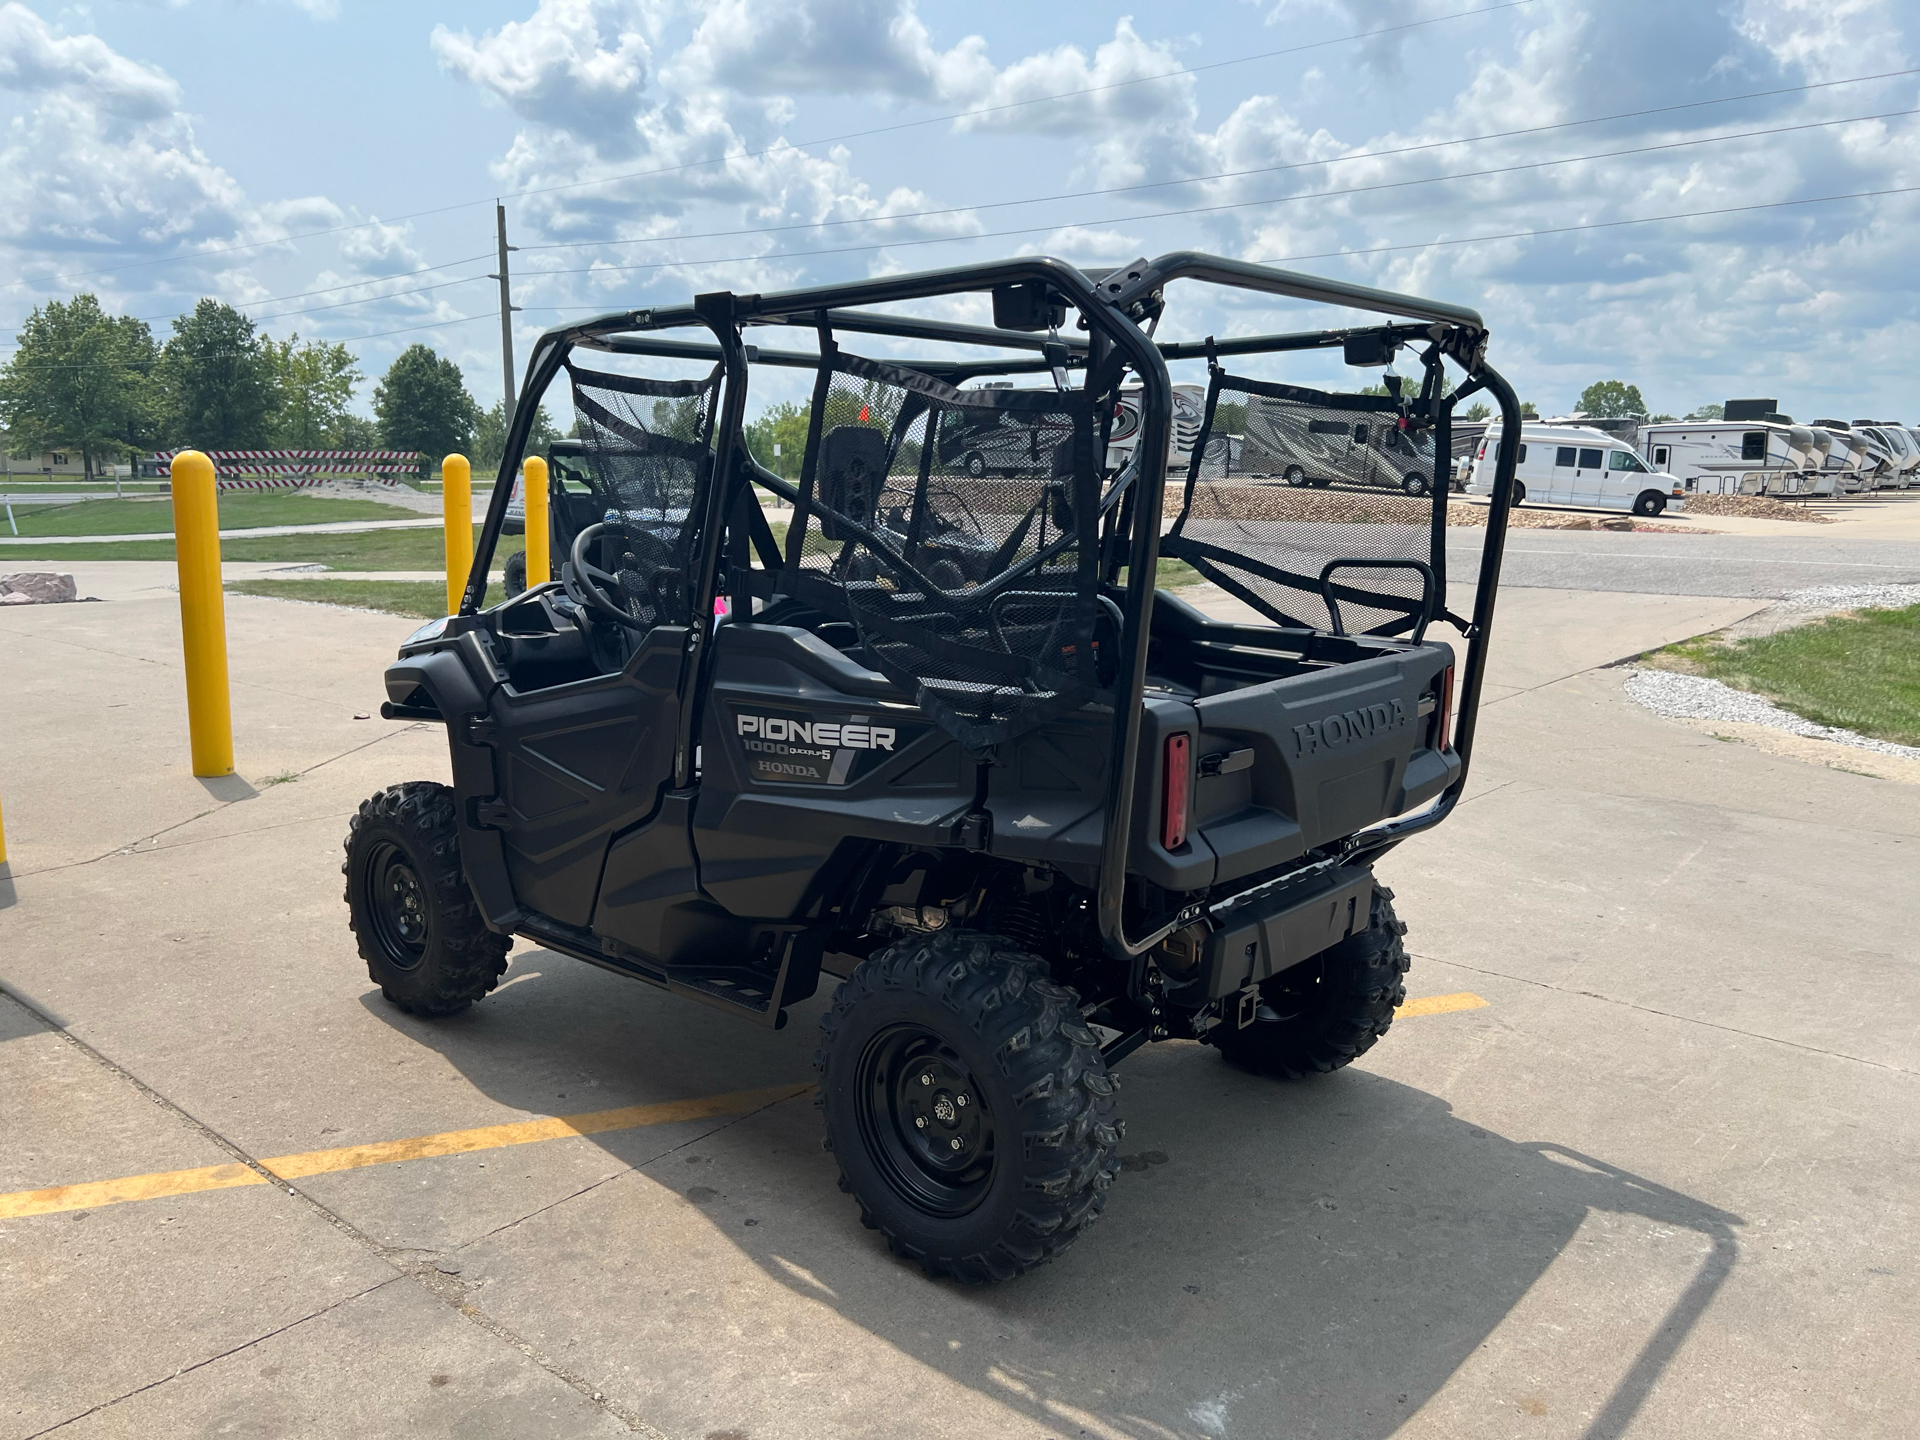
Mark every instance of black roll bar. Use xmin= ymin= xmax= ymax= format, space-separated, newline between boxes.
xmin=466 ymin=248 xmax=1509 ymax=965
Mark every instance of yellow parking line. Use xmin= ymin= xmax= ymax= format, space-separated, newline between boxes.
xmin=0 ymin=1083 xmax=814 ymax=1221
xmin=1396 ymin=991 xmax=1489 ymax=1018
xmin=0 ymin=996 xmax=1487 ymax=1223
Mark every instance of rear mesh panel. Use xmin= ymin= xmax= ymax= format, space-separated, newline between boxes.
xmin=756 ymin=350 xmax=1110 ymax=752
xmin=1163 ymin=375 xmax=1445 ymax=637
xmin=567 ymin=361 xmax=720 ymax=630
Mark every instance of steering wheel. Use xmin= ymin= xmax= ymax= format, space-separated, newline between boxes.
xmin=564 ymin=521 xmax=658 ymax=631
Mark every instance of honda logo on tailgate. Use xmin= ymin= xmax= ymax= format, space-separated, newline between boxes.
xmin=1292 ymin=699 xmax=1409 ymax=756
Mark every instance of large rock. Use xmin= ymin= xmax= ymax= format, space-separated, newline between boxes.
xmin=0 ymin=572 xmax=79 ymax=603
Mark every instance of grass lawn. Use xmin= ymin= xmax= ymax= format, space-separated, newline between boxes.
xmin=0 ymin=529 xmax=526 ymax=571
xmin=4 ymin=491 xmax=416 ymax=537
xmin=225 ymin=579 xmax=451 ymax=619
xmin=1647 ymin=602 xmax=1920 ymax=746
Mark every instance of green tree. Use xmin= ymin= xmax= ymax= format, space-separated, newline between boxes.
xmin=372 ymin=344 xmax=479 ymax=459
xmin=154 ymin=299 xmax=278 ymax=448
xmin=1576 ymin=380 xmax=1649 ymax=418
xmin=1685 ymin=403 xmax=1725 ymax=421
xmin=1460 ymin=401 xmax=1492 ymax=422
xmin=266 ymin=335 xmax=361 ymax=447
xmin=332 ymin=414 xmax=381 ymax=448
xmin=472 ymin=397 xmax=562 ymax=474
xmin=0 ymin=294 xmax=157 ymax=479
xmin=743 ymin=400 xmax=810 ymax=478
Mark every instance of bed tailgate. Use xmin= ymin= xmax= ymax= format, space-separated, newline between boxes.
xmin=1191 ymin=642 xmax=1459 ymax=884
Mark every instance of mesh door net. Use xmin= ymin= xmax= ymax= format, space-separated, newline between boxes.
xmin=1163 ymin=374 xmax=1445 ymax=636
xmin=567 ymin=360 xmax=721 ymax=629
xmin=768 ymin=349 xmax=1108 ymax=752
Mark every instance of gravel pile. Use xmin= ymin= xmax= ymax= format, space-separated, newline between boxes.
xmin=1624 ymin=670 xmax=1920 ymax=759
xmin=1768 ymin=582 xmax=1920 ymax=613
xmin=1680 ymin=494 xmax=1833 ymax=523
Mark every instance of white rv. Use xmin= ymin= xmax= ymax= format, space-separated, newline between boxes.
xmin=1853 ymin=422 xmax=1919 ymax=488
xmin=1639 ymin=421 xmax=1811 ymax=497
xmin=1809 ymin=425 xmax=1867 ymax=494
xmin=1468 ymin=423 xmax=1686 ymax=515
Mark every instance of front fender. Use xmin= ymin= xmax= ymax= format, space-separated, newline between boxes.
xmin=384 ymin=645 xmax=521 ymax=931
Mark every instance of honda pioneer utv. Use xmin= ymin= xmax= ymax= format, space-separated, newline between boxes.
xmin=344 ymin=252 xmax=1522 ymax=1283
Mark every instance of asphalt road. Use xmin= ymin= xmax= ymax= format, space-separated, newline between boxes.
xmin=1447 ymin=529 xmax=1920 ymax=597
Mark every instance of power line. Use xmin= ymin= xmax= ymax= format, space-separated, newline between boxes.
xmin=507 ymin=109 xmax=1916 ymax=282
xmin=21 ymin=0 xmax=1535 ymax=287
xmin=6 ymin=185 xmax=1912 ymax=370
xmin=31 ymin=70 xmax=1905 ymax=340
xmin=514 ymin=67 xmax=1920 ymax=255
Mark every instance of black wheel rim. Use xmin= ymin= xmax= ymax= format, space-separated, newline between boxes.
xmin=855 ymin=1024 xmax=996 ymax=1218
xmin=363 ymin=840 xmax=429 ymax=970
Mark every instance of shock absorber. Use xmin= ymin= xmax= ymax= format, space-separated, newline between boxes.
xmin=990 ymin=892 xmax=1049 ymax=953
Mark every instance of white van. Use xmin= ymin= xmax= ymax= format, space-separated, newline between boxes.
xmin=1467 ymin=423 xmax=1686 ymax=515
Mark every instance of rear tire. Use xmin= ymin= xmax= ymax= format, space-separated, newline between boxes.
xmin=1509 ymin=481 xmax=1527 ymax=507
xmin=1632 ymin=491 xmax=1666 ymax=517
xmin=816 ymin=930 xmax=1122 ymax=1284
xmin=964 ymin=452 xmax=987 ymax=478
xmin=1401 ymin=472 xmax=1429 ymax=497
xmin=503 ymin=549 xmax=528 ymax=598
xmin=343 ymin=783 xmax=509 ymax=1017
xmin=1284 ymin=465 xmax=1308 ymax=487
xmin=1210 ymin=887 xmax=1410 ymax=1080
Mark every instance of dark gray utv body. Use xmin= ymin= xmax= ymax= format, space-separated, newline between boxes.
xmin=346 ymin=251 xmax=1523 ymax=1283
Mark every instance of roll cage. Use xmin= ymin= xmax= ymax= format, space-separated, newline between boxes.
xmin=458 ymin=253 xmax=1524 ymax=961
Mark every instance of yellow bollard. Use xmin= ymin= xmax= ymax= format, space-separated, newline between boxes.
xmin=169 ymin=451 xmax=234 ymax=778
xmin=522 ymin=455 xmax=550 ymax=589
xmin=441 ymin=453 xmax=472 ymax=615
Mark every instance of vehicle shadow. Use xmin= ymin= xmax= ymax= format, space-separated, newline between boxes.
xmin=370 ymin=949 xmax=1742 ymax=1440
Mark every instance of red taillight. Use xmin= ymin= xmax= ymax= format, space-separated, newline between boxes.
xmin=1436 ymin=665 xmax=1456 ymax=752
xmin=1162 ymin=733 xmax=1191 ymax=851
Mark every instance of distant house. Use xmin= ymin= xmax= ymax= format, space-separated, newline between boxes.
xmin=0 ymin=432 xmax=132 ymax=479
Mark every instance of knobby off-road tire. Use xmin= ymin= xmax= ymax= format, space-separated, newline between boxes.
xmin=343 ymin=782 xmax=509 ymax=1017
xmin=816 ymin=930 xmax=1123 ymax=1284
xmin=1211 ymin=887 xmax=1411 ymax=1080
xmin=503 ymin=548 xmax=528 ymax=598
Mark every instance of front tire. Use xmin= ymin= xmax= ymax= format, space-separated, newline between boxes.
xmin=1284 ymin=465 xmax=1308 ymax=488
xmin=1632 ymin=491 xmax=1666 ymax=517
xmin=964 ymin=451 xmax=987 ymax=479
xmin=1210 ymin=887 xmax=1411 ymax=1079
xmin=343 ymin=782 xmax=510 ymax=1016
xmin=503 ymin=548 xmax=528 ymax=598
xmin=1401 ymin=472 xmax=1429 ymax=497
xmin=817 ymin=931 xmax=1122 ymax=1284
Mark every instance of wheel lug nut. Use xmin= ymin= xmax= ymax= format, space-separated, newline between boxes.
xmin=915 ymin=1116 xmax=927 ymax=1129
xmin=950 ymin=1138 xmax=962 ymax=1151
xmin=955 ymin=1094 xmax=968 ymax=1107
xmin=920 ymin=1074 xmax=932 ymax=1086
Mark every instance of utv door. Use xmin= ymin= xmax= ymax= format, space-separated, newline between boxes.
xmin=483 ymin=361 xmax=723 ymax=931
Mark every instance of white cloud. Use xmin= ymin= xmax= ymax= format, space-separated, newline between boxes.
xmin=0 ymin=2 xmax=248 ymax=258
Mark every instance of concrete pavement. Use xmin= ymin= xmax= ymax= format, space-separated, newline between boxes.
xmin=0 ymin=571 xmax=1913 ymax=1439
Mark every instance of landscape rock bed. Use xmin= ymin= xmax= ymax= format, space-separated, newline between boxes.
xmin=1680 ymin=494 xmax=1834 ymax=523
xmin=1625 ymin=668 xmax=1920 ymax=761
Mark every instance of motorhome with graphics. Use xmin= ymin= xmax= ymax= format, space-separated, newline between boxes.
xmin=1853 ymin=422 xmax=1918 ymax=488
xmin=1639 ymin=417 xmax=1812 ymax=496
xmin=1467 ymin=422 xmax=1685 ymax=515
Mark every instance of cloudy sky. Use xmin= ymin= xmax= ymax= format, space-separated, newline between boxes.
xmin=2 ymin=0 xmax=1915 ymax=421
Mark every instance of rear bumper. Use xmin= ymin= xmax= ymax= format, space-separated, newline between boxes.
xmin=1174 ymin=864 xmax=1375 ymax=1001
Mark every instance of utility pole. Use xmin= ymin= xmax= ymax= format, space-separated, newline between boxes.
xmin=490 ymin=201 xmax=521 ymax=419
